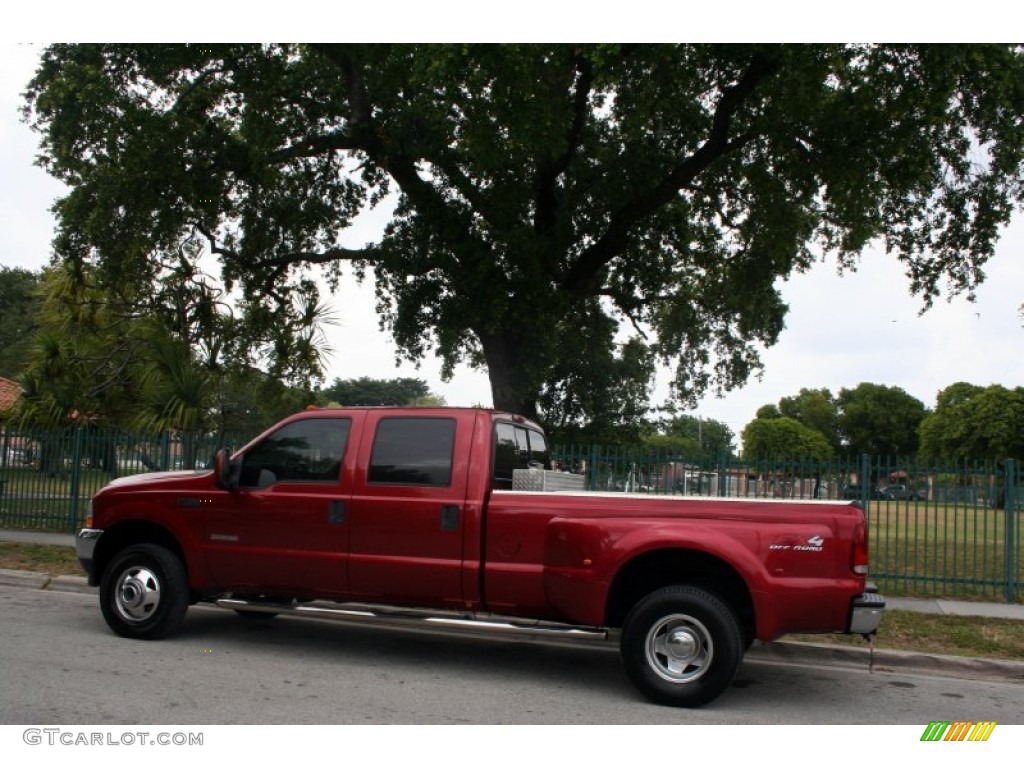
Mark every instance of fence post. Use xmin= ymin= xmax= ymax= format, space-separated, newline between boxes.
xmin=588 ymin=445 xmax=601 ymax=491
xmin=860 ymin=454 xmax=871 ymax=513
xmin=718 ymin=450 xmax=729 ymax=497
xmin=1 ymin=427 xmax=9 ymax=471
xmin=1005 ymin=459 xmax=1018 ymax=603
xmin=160 ymin=430 xmax=171 ymax=471
xmin=68 ymin=426 xmax=84 ymax=532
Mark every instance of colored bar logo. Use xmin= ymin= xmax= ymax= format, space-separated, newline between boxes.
xmin=921 ymin=721 xmax=997 ymax=742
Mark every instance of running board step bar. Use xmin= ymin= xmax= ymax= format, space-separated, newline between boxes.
xmin=214 ymin=598 xmax=614 ymax=647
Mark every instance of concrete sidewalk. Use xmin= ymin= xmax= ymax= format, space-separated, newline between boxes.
xmin=2 ymin=527 xmax=1023 ymax=622
xmin=0 ymin=529 xmax=76 ymax=547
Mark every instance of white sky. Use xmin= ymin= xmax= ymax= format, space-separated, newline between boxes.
xmin=2 ymin=40 xmax=1023 ymax=447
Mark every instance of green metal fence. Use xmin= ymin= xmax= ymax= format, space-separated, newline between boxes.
xmin=551 ymin=445 xmax=1023 ymax=603
xmin=0 ymin=426 xmax=253 ymax=532
xmin=0 ymin=427 xmax=1020 ymax=603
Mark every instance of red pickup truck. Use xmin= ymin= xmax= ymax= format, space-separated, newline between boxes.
xmin=76 ymin=407 xmax=884 ymax=707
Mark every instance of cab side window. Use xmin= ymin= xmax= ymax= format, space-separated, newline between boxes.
xmin=492 ymin=422 xmax=549 ymax=488
xmin=368 ymin=417 xmax=456 ymax=487
xmin=239 ymin=418 xmax=351 ymax=487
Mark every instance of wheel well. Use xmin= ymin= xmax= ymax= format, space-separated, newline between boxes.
xmin=93 ymin=521 xmax=187 ymax=585
xmin=605 ymin=549 xmax=755 ymax=640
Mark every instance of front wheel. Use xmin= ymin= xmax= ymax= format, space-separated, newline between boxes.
xmin=620 ymin=585 xmax=744 ymax=707
xmin=99 ymin=544 xmax=189 ymax=640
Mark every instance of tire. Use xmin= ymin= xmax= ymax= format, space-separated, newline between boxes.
xmin=620 ymin=585 xmax=744 ymax=707
xmin=99 ymin=544 xmax=189 ymax=640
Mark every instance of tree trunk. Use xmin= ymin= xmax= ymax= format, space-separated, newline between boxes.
xmin=477 ymin=331 xmax=540 ymax=421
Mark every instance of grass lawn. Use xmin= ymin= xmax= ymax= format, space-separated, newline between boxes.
xmin=0 ymin=542 xmax=83 ymax=576
xmin=786 ymin=609 xmax=1024 ymax=662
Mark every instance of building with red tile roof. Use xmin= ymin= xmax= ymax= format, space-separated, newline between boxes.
xmin=0 ymin=377 xmax=22 ymax=416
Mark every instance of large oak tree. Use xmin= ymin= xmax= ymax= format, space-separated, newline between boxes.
xmin=24 ymin=44 xmax=1024 ymax=421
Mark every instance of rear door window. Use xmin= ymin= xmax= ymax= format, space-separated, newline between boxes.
xmin=368 ymin=417 xmax=456 ymax=487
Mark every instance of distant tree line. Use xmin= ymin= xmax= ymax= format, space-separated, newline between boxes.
xmin=742 ymin=382 xmax=1024 ymax=461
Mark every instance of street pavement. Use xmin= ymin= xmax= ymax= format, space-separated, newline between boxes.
xmin=1 ymin=527 xmax=1022 ymax=683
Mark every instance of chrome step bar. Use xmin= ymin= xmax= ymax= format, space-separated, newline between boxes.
xmin=214 ymin=598 xmax=615 ymax=647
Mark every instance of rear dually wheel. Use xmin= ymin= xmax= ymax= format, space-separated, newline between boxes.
xmin=620 ymin=585 xmax=744 ymax=707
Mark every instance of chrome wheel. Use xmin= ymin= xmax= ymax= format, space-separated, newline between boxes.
xmin=621 ymin=585 xmax=743 ymax=707
xmin=114 ymin=565 xmax=162 ymax=623
xmin=645 ymin=614 xmax=714 ymax=683
xmin=100 ymin=544 xmax=189 ymax=640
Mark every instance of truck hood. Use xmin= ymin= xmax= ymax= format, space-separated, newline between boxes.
xmin=97 ymin=469 xmax=212 ymax=492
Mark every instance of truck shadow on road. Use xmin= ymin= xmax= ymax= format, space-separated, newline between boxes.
xmin=165 ymin=604 xmax=848 ymax=715
xmin=179 ymin=604 xmax=637 ymax=698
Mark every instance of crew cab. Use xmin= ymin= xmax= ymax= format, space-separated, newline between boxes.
xmin=76 ymin=407 xmax=884 ymax=707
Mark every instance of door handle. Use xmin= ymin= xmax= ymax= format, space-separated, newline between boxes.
xmin=329 ymin=499 xmax=346 ymax=524
xmin=440 ymin=505 xmax=460 ymax=531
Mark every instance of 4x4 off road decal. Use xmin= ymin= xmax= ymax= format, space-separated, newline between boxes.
xmin=768 ymin=535 xmax=825 ymax=552
xmin=920 ymin=721 xmax=997 ymax=741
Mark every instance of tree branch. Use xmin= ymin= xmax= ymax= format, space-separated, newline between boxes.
xmin=560 ymin=50 xmax=780 ymax=297
xmin=268 ymin=130 xmax=361 ymax=164
xmin=194 ymin=221 xmax=375 ymax=275
xmin=258 ymin=245 xmax=376 ymax=268
xmin=534 ymin=49 xmax=594 ymax=238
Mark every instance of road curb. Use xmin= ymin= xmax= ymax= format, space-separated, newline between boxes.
xmin=0 ymin=569 xmax=51 ymax=589
xmin=48 ymin=574 xmax=96 ymax=594
xmin=748 ymin=639 xmax=1024 ymax=683
xmin=0 ymin=568 xmax=94 ymax=592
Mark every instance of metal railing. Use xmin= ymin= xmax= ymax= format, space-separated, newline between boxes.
xmin=0 ymin=427 xmax=1020 ymax=602
xmin=0 ymin=426 xmax=253 ymax=532
xmin=551 ymin=445 xmax=1023 ymax=603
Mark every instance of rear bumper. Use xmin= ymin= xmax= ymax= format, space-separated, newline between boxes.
xmin=848 ymin=585 xmax=885 ymax=634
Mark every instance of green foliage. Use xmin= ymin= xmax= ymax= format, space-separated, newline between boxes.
xmin=14 ymin=263 xmax=314 ymax=436
xmin=23 ymin=44 xmax=1024 ymax=425
xmin=919 ymin=383 xmax=1024 ymax=460
xmin=777 ymin=388 xmax=841 ymax=452
xmin=0 ymin=267 xmax=42 ymax=380
xmin=643 ymin=414 xmax=735 ymax=461
xmin=742 ymin=416 xmax=834 ymax=460
xmin=753 ymin=382 xmax=926 ymax=456
xmin=318 ymin=376 xmax=433 ymax=407
xmin=539 ymin=336 xmax=655 ymax=445
xmin=214 ymin=367 xmax=315 ymax=435
xmin=16 ymin=264 xmax=149 ymax=428
xmin=836 ymin=383 xmax=927 ymax=456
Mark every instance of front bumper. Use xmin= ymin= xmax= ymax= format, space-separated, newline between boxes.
xmin=849 ymin=585 xmax=886 ymax=634
xmin=75 ymin=528 xmax=103 ymax=585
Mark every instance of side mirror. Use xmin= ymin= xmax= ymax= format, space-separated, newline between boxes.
xmin=212 ymin=448 xmax=237 ymax=490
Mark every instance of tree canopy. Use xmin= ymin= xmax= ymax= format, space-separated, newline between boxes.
xmin=319 ymin=376 xmax=440 ymax=406
xmin=0 ymin=267 xmax=42 ymax=380
xmin=836 ymin=382 xmax=926 ymax=456
xmin=24 ymin=44 xmax=1024 ymax=423
xmin=771 ymin=387 xmax=841 ymax=452
xmin=751 ymin=382 xmax=926 ymax=456
xmin=14 ymin=262 xmax=314 ymax=435
xmin=741 ymin=416 xmax=834 ymax=460
xmin=643 ymin=413 xmax=736 ymax=461
xmin=919 ymin=382 xmax=1024 ymax=460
